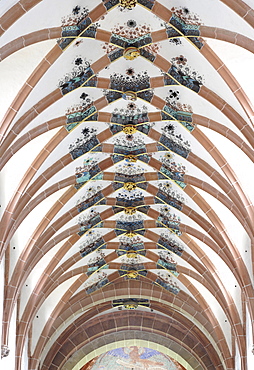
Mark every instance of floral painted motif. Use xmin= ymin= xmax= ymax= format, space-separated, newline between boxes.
xmin=170 ymin=56 xmax=205 ymax=86
xmin=109 ymin=71 xmax=150 ymax=92
xmin=159 ymin=152 xmax=187 ymax=185
xmin=69 ymin=127 xmax=100 ymax=159
xmin=157 ymin=257 xmax=178 ymax=277
xmin=87 ymin=250 xmax=108 ymax=275
xmin=157 ymin=205 xmax=182 ymax=229
xmin=84 ymin=271 xmax=109 ymax=294
xmin=58 ymin=58 xmax=94 ymax=95
xmin=169 ymin=8 xmax=204 ymax=49
xmin=79 ymin=230 xmax=105 ymax=257
xmin=155 ymin=271 xmax=180 ymax=294
xmin=103 ymin=22 xmax=160 ymax=56
xmin=65 ymin=93 xmax=96 ymax=131
xmin=159 ymin=123 xmax=191 ymax=158
xmin=58 ymin=6 xmax=92 ymax=49
xmin=170 ymin=6 xmax=203 ymax=26
xmin=61 ymin=6 xmax=89 ymax=27
xmin=75 ymin=157 xmax=102 ymax=189
xmin=158 ymin=232 xmax=184 ymax=255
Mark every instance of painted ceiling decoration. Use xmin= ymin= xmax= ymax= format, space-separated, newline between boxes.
xmin=82 ymin=346 xmax=186 ymax=369
xmin=0 ymin=1 xmax=253 ymax=370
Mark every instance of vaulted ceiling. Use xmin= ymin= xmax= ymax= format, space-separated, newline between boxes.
xmin=0 ymin=1 xmax=254 ymax=369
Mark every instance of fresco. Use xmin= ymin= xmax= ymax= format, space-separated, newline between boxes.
xmin=86 ymin=346 xmax=185 ymax=369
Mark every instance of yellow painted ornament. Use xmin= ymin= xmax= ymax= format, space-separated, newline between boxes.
xmin=124 ymin=155 xmax=137 ymax=162
xmin=126 ymin=251 xmax=138 ymax=258
xmin=127 ymin=270 xmax=138 ymax=279
xmin=124 ymin=182 xmax=137 ymax=191
xmin=124 ymin=304 xmax=138 ymax=309
xmin=164 ymin=152 xmax=173 ymax=159
xmin=122 ymin=91 xmax=137 ymax=101
xmin=125 ymin=231 xmax=136 ymax=238
xmin=123 ymin=47 xmax=140 ymax=60
xmin=123 ymin=125 xmax=137 ymax=135
xmin=120 ymin=0 xmax=137 ymax=9
xmin=124 ymin=207 xmax=136 ymax=215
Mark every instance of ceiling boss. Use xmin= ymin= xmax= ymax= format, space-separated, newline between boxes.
xmin=122 ymin=91 xmax=137 ymax=101
xmin=124 ymin=303 xmax=138 ymax=309
xmin=122 ymin=126 xmax=137 ymax=135
xmin=126 ymin=270 xmax=139 ymax=279
xmin=124 ymin=155 xmax=137 ymax=162
xmin=123 ymin=47 xmax=140 ymax=60
xmin=126 ymin=251 xmax=138 ymax=259
xmin=124 ymin=207 xmax=137 ymax=215
xmin=123 ymin=182 xmax=137 ymax=191
xmin=119 ymin=0 xmax=137 ymax=9
xmin=125 ymin=231 xmax=136 ymax=238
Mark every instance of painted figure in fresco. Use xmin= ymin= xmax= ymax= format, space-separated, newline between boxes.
xmin=115 ymin=346 xmax=165 ymax=369
xmin=88 ymin=346 xmax=183 ymax=369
